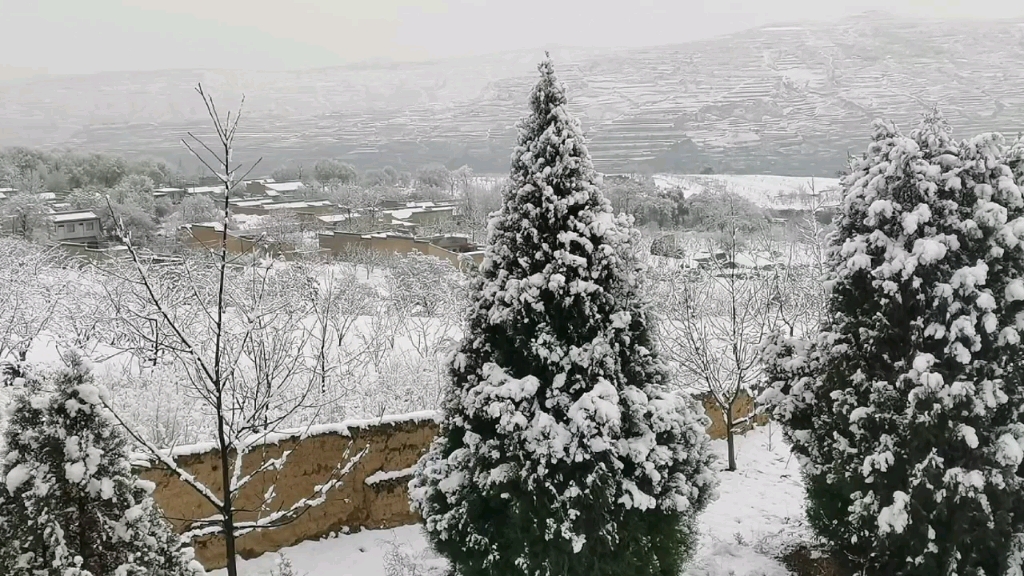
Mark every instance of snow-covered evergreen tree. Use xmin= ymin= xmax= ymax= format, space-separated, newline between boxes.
xmin=762 ymin=113 xmax=1024 ymax=574
xmin=409 ymin=55 xmax=717 ymax=576
xmin=0 ymin=358 xmax=205 ymax=576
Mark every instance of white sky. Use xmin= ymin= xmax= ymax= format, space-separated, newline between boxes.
xmin=1 ymin=0 xmax=1022 ymax=77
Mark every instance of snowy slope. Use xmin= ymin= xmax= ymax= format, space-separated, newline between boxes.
xmin=210 ymin=425 xmax=806 ymax=576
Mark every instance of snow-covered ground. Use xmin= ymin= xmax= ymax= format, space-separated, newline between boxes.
xmin=651 ymin=174 xmax=841 ymax=211
xmin=210 ymin=425 xmax=807 ymax=576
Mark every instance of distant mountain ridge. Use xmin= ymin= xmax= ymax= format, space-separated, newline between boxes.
xmin=2 ymin=12 xmax=1023 ymax=176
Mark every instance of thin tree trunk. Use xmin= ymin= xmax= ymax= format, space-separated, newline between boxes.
xmin=218 ymin=429 xmax=237 ymax=576
xmin=725 ymin=403 xmax=737 ymax=472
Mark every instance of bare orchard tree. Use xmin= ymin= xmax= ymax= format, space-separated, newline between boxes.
xmin=655 ymin=261 xmax=783 ymax=471
xmin=292 ymin=255 xmax=381 ymax=423
xmin=340 ymin=242 xmax=395 ymax=280
xmin=385 ymin=252 xmax=466 ymax=360
xmin=777 ymin=178 xmax=835 ymax=335
xmin=0 ymin=238 xmax=63 ymax=383
xmin=99 ymin=84 xmax=366 ymax=576
xmin=653 ymin=194 xmax=786 ymax=471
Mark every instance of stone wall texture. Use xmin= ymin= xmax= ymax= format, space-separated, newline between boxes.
xmin=143 ymin=394 xmax=755 ymax=570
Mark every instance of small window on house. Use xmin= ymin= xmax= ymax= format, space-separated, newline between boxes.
xmin=57 ymin=224 xmax=65 ymax=233
xmin=86 ymin=222 xmax=94 ymax=231
xmin=67 ymin=223 xmax=75 ymax=233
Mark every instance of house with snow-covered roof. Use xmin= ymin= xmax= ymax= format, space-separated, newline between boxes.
xmin=245 ymin=180 xmax=306 ymax=196
xmin=186 ymin=185 xmax=227 ymax=197
xmin=382 ymin=204 xmax=458 ymax=227
xmin=47 ymin=211 xmax=102 ymax=244
xmin=318 ymin=229 xmax=484 ymax=270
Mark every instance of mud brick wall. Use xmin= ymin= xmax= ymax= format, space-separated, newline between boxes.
xmin=141 ymin=395 xmax=754 ymax=570
xmin=136 ymin=413 xmax=439 ymax=570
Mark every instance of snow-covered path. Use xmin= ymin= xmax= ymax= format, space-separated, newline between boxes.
xmin=687 ymin=424 xmax=807 ymax=576
xmin=211 ymin=425 xmax=808 ymax=576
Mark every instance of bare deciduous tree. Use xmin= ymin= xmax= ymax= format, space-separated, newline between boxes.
xmin=0 ymin=239 xmax=63 ymax=382
xmin=100 ymin=84 xmax=365 ymax=576
xmin=652 ymin=193 xmax=786 ymax=471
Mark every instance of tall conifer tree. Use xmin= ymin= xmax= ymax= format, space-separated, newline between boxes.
xmin=0 ymin=359 xmax=205 ymax=576
xmin=410 ymin=55 xmax=716 ymax=576
xmin=763 ymin=114 xmax=1024 ymax=574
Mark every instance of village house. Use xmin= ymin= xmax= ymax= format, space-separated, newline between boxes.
xmin=265 ymin=181 xmax=305 ymax=195
xmin=178 ymin=221 xmax=310 ymax=259
xmin=229 ymin=198 xmax=276 ymax=210
xmin=261 ymin=199 xmax=334 ymax=216
xmin=244 ymin=180 xmax=306 ymax=197
xmin=179 ymin=222 xmax=265 ymax=256
xmin=319 ymin=229 xmax=484 ymax=269
xmin=315 ymin=211 xmax=366 ymax=228
xmin=381 ymin=202 xmax=459 ymax=228
xmin=379 ymin=199 xmax=459 ymax=210
xmin=232 ymin=199 xmax=336 ymax=222
xmin=47 ymin=210 xmax=102 ymax=245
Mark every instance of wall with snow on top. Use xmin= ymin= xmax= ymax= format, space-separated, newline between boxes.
xmin=136 ymin=412 xmax=440 ymax=570
xmin=140 ymin=393 xmax=757 ymax=570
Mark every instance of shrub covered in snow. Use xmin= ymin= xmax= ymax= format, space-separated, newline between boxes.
xmin=762 ymin=112 xmax=1024 ymax=574
xmin=409 ymin=55 xmax=717 ymax=576
xmin=0 ymin=357 xmax=205 ymax=576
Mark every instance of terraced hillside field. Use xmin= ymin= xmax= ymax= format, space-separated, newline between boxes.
xmin=2 ymin=12 xmax=1023 ymax=176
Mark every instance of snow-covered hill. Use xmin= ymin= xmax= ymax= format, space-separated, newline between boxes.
xmin=3 ymin=12 xmax=1022 ymax=175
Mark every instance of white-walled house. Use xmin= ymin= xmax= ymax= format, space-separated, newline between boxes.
xmin=48 ymin=211 xmax=102 ymax=244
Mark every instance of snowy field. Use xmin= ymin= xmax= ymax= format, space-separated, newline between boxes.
xmin=472 ymin=173 xmax=842 ymax=211
xmin=2 ymin=243 xmax=798 ymax=448
xmin=0 ymin=251 xmax=463 ymax=446
xmin=651 ymin=174 xmax=842 ymax=211
xmin=210 ymin=425 xmax=808 ymax=576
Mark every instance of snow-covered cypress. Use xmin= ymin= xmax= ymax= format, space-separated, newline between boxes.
xmin=0 ymin=358 xmax=205 ymax=576
xmin=409 ymin=55 xmax=717 ymax=576
xmin=762 ymin=113 xmax=1024 ymax=574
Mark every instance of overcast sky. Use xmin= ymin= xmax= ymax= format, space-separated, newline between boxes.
xmin=2 ymin=0 xmax=1023 ymax=78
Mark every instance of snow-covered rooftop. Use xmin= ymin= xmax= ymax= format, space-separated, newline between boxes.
xmin=49 ymin=211 xmax=99 ymax=223
xmin=264 ymin=200 xmax=332 ymax=210
xmin=265 ymin=181 xmax=304 ymax=192
xmin=383 ymin=205 xmax=457 ymax=220
xmin=187 ymin=186 xmax=226 ymax=195
xmin=317 ymin=213 xmax=360 ymax=223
